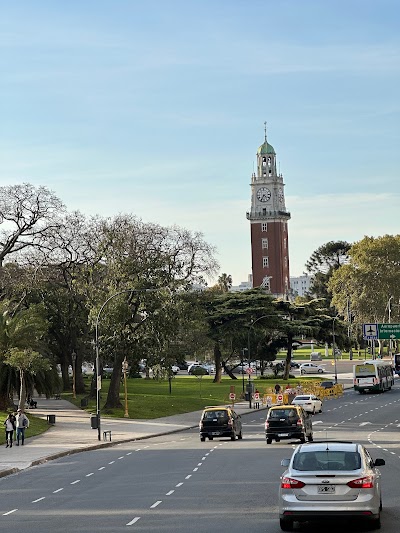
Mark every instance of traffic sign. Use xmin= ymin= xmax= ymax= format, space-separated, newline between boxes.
xmin=277 ymin=394 xmax=283 ymax=403
xmin=363 ymin=323 xmax=378 ymax=339
xmin=377 ymin=323 xmax=400 ymax=339
xmin=363 ymin=323 xmax=400 ymax=340
xmin=229 ymin=392 xmax=236 ymax=400
xmin=246 ymin=367 xmax=254 ymax=374
xmin=254 ymin=393 xmax=260 ymax=401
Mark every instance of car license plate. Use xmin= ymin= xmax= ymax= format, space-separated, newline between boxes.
xmin=318 ymin=485 xmax=335 ymax=494
xmin=278 ymin=433 xmax=289 ymax=437
xmin=212 ymin=431 xmax=221 ymax=436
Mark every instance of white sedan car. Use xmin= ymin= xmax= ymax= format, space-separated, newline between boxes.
xmin=291 ymin=394 xmax=322 ymax=414
xmin=299 ymin=363 xmax=324 ymax=375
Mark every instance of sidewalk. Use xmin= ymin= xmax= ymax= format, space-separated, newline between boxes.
xmin=0 ymin=397 xmax=265 ymax=479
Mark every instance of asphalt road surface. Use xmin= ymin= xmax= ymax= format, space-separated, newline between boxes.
xmin=1 ymin=385 xmax=400 ymax=532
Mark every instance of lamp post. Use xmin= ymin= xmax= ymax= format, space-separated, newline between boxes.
xmin=332 ymin=316 xmax=339 ymax=384
xmin=95 ymin=288 xmax=160 ymax=441
xmin=247 ymin=314 xmax=279 ymax=408
xmin=388 ymin=296 xmax=393 ymax=362
xmin=71 ymin=350 xmax=77 ymax=399
xmin=122 ymin=357 xmax=129 ymax=418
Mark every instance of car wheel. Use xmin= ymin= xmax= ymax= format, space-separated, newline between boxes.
xmin=307 ymin=433 xmax=313 ymax=442
xmin=301 ymin=370 xmax=305 ymax=375
xmin=238 ymin=431 xmax=243 ymax=440
xmin=266 ymin=438 xmax=272 ymax=444
xmin=279 ymin=517 xmax=294 ymax=531
xmin=319 ymin=407 xmax=322 ymax=413
xmin=200 ymin=437 xmax=205 ymax=442
xmin=318 ymin=368 xmax=323 ymax=373
xmin=208 ymin=436 xmax=213 ymax=440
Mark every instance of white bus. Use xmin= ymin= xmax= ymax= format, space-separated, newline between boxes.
xmin=353 ymin=360 xmax=394 ymax=394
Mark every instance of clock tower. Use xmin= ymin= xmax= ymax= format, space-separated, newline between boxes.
xmin=246 ymin=126 xmax=291 ymax=297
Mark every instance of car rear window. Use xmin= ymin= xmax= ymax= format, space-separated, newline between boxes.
xmin=268 ymin=409 xmax=298 ymax=419
xmin=203 ymin=410 xmax=229 ymax=420
xmin=293 ymin=451 xmax=361 ymax=471
xmin=294 ymin=396 xmax=310 ymax=401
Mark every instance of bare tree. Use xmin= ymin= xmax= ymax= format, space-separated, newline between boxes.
xmin=0 ymin=183 xmax=65 ymax=266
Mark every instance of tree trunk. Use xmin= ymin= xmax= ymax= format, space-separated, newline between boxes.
xmin=213 ymin=343 xmax=222 ymax=383
xmin=104 ymin=356 xmax=123 ymax=409
xmin=222 ymin=362 xmax=237 ymax=379
xmin=283 ymin=334 xmax=293 ymax=380
xmin=18 ymin=368 xmax=27 ymax=410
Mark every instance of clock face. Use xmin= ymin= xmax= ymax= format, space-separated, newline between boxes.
xmin=256 ymin=187 xmax=271 ymax=202
xmin=278 ymin=188 xmax=284 ymax=203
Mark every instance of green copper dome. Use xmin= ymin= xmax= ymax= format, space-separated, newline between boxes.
xmin=257 ymin=141 xmax=275 ymax=155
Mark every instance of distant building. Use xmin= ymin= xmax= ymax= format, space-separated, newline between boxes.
xmin=290 ymin=273 xmax=313 ymax=297
xmin=230 ymin=275 xmax=253 ymax=292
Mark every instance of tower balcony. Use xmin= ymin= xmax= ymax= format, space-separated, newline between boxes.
xmin=246 ymin=209 xmax=291 ymax=221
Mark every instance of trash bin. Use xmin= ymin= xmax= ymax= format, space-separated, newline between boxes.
xmin=80 ymin=398 xmax=88 ymax=408
xmin=245 ymin=392 xmax=250 ymax=401
xmin=47 ymin=414 xmax=56 ymax=425
xmin=90 ymin=414 xmax=98 ymax=430
xmin=246 ymin=382 xmax=254 ymax=395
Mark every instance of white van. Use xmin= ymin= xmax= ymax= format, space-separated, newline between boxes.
xmin=310 ymin=352 xmax=322 ymax=361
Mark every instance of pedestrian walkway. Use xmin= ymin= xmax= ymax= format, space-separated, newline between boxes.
xmin=0 ymin=397 xmax=265 ymax=479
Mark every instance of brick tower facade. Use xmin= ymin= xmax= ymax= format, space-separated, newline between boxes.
xmin=246 ymin=128 xmax=291 ymax=297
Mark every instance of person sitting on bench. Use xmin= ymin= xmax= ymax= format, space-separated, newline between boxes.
xmin=29 ymin=398 xmax=37 ymax=408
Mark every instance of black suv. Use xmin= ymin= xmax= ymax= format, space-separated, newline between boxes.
xmin=265 ymin=405 xmax=313 ymax=444
xmin=199 ymin=406 xmax=243 ymax=441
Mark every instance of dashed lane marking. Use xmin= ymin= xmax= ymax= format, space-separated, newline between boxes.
xmin=150 ymin=501 xmax=162 ymax=509
xmin=126 ymin=517 xmax=140 ymax=526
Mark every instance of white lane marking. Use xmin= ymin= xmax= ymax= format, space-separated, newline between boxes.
xmin=150 ymin=501 xmax=162 ymax=509
xmin=391 ymin=452 xmax=396 ymax=455
xmin=32 ymin=497 xmax=45 ymax=503
xmin=70 ymin=480 xmax=80 ymax=485
xmin=193 ymin=467 xmax=198 ymax=472
xmin=185 ymin=475 xmax=192 ymax=479
xmin=53 ymin=488 xmax=63 ymax=493
xmin=86 ymin=473 xmax=94 ymax=477
xmin=205 ymin=453 xmax=209 ymax=456
xmin=118 ymin=456 xmax=124 ymax=460
xmin=202 ymin=457 xmax=206 ymax=460
xmin=98 ymin=467 xmax=105 ymax=471
xmin=176 ymin=482 xmax=183 ymax=487
xmin=109 ymin=461 xmax=115 ymax=464
xmin=3 ymin=509 xmax=17 ymax=515
xmin=126 ymin=517 xmax=140 ymax=525
xmin=135 ymin=449 xmax=141 ymax=451
xmin=313 ymin=421 xmax=323 ymax=425
xmin=166 ymin=490 xmax=175 ymax=496
xmin=197 ymin=463 xmax=203 ymax=466
xmin=127 ymin=452 xmax=132 ymax=455
xmin=359 ymin=422 xmax=372 ymax=426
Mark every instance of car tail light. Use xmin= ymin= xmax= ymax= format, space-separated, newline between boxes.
xmin=265 ymin=420 xmax=269 ymax=429
xmin=281 ymin=477 xmax=306 ymax=489
xmin=347 ymin=476 xmax=374 ymax=489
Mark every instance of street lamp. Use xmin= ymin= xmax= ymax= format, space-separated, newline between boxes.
xmin=332 ymin=316 xmax=339 ymax=384
xmin=122 ymin=357 xmax=129 ymax=418
xmin=71 ymin=350 xmax=77 ymax=399
xmin=247 ymin=314 xmax=280 ymax=408
xmin=95 ymin=288 xmax=160 ymax=441
xmin=388 ymin=296 xmax=394 ymax=362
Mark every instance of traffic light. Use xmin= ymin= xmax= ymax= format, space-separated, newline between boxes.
xmin=367 ymin=347 xmax=371 ymax=354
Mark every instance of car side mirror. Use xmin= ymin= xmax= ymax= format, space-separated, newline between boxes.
xmin=281 ymin=458 xmax=290 ymax=467
xmin=374 ymin=458 xmax=385 ymax=466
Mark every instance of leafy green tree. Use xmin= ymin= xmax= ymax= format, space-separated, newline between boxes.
xmin=305 ymin=241 xmax=351 ymax=300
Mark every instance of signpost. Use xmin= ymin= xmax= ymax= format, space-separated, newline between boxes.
xmin=363 ymin=323 xmax=400 ymax=340
xmin=229 ymin=392 xmax=236 ymax=406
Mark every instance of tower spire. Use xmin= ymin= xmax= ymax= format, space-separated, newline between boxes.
xmin=264 ymin=121 xmax=267 ymax=142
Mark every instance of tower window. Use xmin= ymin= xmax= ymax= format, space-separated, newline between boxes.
xmin=261 ymin=222 xmax=267 ymax=232
xmin=267 ymin=157 xmax=271 ymax=167
xmin=262 ymin=257 xmax=269 ymax=268
xmin=263 ymin=172 xmax=266 ymax=177
xmin=262 ymin=238 xmax=268 ymax=249
xmin=268 ymin=169 xmax=272 ymax=175
xmin=262 ymin=157 xmax=266 ymax=167
xmin=284 ymin=256 xmax=287 ymax=266
xmin=284 ymin=238 xmax=287 ymax=249
xmin=262 ymin=208 xmax=266 ymax=216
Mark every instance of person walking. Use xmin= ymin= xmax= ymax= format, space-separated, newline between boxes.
xmin=15 ymin=409 xmax=29 ymax=446
xmin=4 ymin=413 xmax=16 ymax=448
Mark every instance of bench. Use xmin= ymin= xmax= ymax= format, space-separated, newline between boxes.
xmin=103 ymin=430 xmax=112 ymax=442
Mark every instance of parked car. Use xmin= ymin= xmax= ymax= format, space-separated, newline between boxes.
xmin=265 ymin=405 xmax=313 ymax=444
xmin=171 ymin=365 xmax=180 ymax=375
xmin=290 ymin=361 xmax=300 ymax=369
xmin=176 ymin=361 xmax=189 ymax=371
xmin=291 ymin=394 xmax=322 ymax=414
xmin=199 ymin=406 xmax=242 ymax=441
xmin=188 ymin=363 xmax=209 ymax=375
xmin=320 ymin=380 xmax=335 ymax=389
xmin=279 ymin=441 xmax=385 ymax=531
xmin=299 ymin=363 xmax=324 ymax=375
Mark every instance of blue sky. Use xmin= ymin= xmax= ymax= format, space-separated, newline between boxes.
xmin=1 ymin=0 xmax=399 ymax=285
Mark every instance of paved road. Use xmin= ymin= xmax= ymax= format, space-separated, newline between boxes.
xmin=1 ymin=386 xmax=400 ymax=532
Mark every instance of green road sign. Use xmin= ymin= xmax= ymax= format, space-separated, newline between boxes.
xmin=377 ymin=323 xmax=400 ymax=339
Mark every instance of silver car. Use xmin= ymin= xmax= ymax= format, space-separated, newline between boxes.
xmin=279 ymin=441 xmax=385 ymax=531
